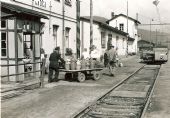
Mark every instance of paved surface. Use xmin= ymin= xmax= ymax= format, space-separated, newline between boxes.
xmin=144 ymin=54 xmax=170 ymax=118
xmin=1 ymin=56 xmax=144 ymax=118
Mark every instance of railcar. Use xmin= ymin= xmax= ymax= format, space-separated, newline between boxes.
xmin=140 ymin=46 xmax=168 ymax=63
xmin=154 ymin=47 xmax=168 ymax=62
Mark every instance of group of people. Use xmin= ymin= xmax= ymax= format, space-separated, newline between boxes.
xmin=81 ymin=45 xmax=100 ymax=60
xmin=47 ymin=45 xmax=120 ymax=83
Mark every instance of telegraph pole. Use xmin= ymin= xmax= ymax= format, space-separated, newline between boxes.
xmin=90 ymin=0 xmax=93 ymax=53
xmin=62 ymin=0 xmax=65 ymax=58
xmin=76 ymin=0 xmax=80 ymax=58
xmin=126 ymin=0 xmax=129 ymax=57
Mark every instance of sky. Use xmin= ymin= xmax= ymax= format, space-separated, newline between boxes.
xmin=80 ymin=0 xmax=170 ymax=33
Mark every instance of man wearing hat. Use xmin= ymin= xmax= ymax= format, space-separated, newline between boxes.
xmin=48 ymin=47 xmax=64 ymax=82
xmin=108 ymin=45 xmax=117 ymax=76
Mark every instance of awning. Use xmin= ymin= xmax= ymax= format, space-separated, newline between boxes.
xmin=1 ymin=2 xmax=48 ymax=19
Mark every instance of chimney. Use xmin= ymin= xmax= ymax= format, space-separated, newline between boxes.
xmin=111 ymin=12 xmax=115 ymax=18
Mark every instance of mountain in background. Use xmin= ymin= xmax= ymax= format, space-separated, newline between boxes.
xmin=138 ymin=28 xmax=170 ymax=48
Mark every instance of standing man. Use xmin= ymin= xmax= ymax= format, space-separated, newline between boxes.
xmin=48 ymin=47 xmax=64 ymax=83
xmin=108 ymin=45 xmax=117 ymax=76
xmin=104 ymin=49 xmax=109 ymax=67
xmin=81 ymin=48 xmax=90 ymax=59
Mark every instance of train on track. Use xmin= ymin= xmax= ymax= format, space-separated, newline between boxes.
xmin=140 ymin=46 xmax=168 ymax=63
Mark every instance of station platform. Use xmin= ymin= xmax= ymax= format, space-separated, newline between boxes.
xmin=144 ymin=54 xmax=170 ymax=118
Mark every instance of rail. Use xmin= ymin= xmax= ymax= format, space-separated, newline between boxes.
xmin=71 ymin=64 xmax=146 ymax=118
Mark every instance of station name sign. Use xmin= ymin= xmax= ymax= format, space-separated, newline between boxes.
xmin=13 ymin=0 xmax=50 ymax=9
xmin=34 ymin=0 xmax=47 ymax=8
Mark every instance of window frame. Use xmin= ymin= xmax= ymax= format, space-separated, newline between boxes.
xmin=65 ymin=0 xmax=72 ymax=6
xmin=1 ymin=20 xmax=6 ymax=28
xmin=101 ymin=32 xmax=106 ymax=48
xmin=1 ymin=32 xmax=7 ymax=57
xmin=119 ymin=23 xmax=124 ymax=31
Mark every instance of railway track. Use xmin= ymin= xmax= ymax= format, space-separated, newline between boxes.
xmin=72 ymin=64 xmax=160 ymax=118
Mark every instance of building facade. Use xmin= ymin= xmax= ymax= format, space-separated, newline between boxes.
xmin=80 ymin=16 xmax=128 ymax=58
xmin=0 ymin=0 xmax=78 ymax=82
xmin=107 ymin=14 xmax=140 ymax=54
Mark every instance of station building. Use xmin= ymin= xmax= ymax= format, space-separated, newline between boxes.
xmin=0 ymin=0 xmax=78 ymax=82
xmin=80 ymin=16 xmax=128 ymax=57
xmin=107 ymin=13 xmax=141 ymax=54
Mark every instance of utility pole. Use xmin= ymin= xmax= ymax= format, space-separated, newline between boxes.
xmin=76 ymin=0 xmax=80 ymax=58
xmin=62 ymin=0 xmax=65 ymax=58
xmin=150 ymin=19 xmax=152 ymax=45
xmin=90 ymin=0 xmax=93 ymax=53
xmin=126 ymin=0 xmax=129 ymax=57
xmin=156 ymin=29 xmax=158 ymax=46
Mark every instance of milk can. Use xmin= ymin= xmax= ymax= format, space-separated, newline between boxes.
xmin=65 ymin=59 xmax=71 ymax=70
xmin=70 ymin=58 xmax=76 ymax=70
xmin=76 ymin=58 xmax=81 ymax=70
xmin=81 ymin=59 xmax=86 ymax=69
xmin=85 ymin=58 xmax=90 ymax=69
xmin=90 ymin=58 xmax=95 ymax=69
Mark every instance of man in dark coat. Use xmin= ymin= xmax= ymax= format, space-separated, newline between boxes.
xmin=48 ymin=47 xmax=64 ymax=82
xmin=108 ymin=45 xmax=117 ymax=76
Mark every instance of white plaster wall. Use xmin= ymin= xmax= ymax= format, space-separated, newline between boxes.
xmin=109 ymin=16 xmax=138 ymax=53
xmin=80 ymin=20 xmax=127 ymax=57
xmin=8 ymin=32 xmax=15 ymax=58
xmin=2 ymin=0 xmax=77 ymax=57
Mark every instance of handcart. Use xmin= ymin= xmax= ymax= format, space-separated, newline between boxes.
xmin=59 ymin=68 xmax=103 ymax=82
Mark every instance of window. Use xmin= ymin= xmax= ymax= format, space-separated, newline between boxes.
xmin=1 ymin=32 xmax=7 ymax=56
xmin=65 ymin=27 xmax=70 ymax=48
xmin=1 ymin=20 xmax=6 ymax=28
xmin=24 ymin=35 xmax=33 ymax=57
xmin=116 ymin=36 xmax=119 ymax=48
xmin=107 ymin=34 xmax=112 ymax=50
xmin=123 ymin=38 xmax=125 ymax=49
xmin=119 ymin=23 xmax=124 ymax=31
xmin=65 ymin=0 xmax=72 ymax=6
xmin=53 ymin=25 xmax=59 ymax=46
xmin=101 ymin=32 xmax=106 ymax=48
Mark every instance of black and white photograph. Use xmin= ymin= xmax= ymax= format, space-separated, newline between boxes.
xmin=0 ymin=0 xmax=170 ymax=118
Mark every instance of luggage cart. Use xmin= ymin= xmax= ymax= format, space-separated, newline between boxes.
xmin=59 ymin=68 xmax=103 ymax=82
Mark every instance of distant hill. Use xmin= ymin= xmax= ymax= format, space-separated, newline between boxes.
xmin=138 ymin=29 xmax=170 ymax=48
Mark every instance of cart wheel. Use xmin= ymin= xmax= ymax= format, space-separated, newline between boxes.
xmin=78 ymin=72 xmax=86 ymax=82
xmin=93 ymin=71 xmax=101 ymax=80
xmin=65 ymin=73 xmax=72 ymax=80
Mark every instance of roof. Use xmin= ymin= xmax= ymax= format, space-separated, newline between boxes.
xmin=80 ymin=16 xmax=109 ymax=24
xmin=107 ymin=14 xmax=141 ymax=24
xmin=99 ymin=23 xmax=128 ymax=36
xmin=80 ymin=16 xmax=128 ymax=37
xmin=138 ymin=40 xmax=155 ymax=45
xmin=128 ymin=37 xmax=135 ymax=41
xmin=1 ymin=2 xmax=48 ymax=19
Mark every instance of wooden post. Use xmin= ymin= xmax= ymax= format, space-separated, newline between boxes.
xmin=15 ymin=18 xmax=19 ymax=82
xmin=76 ymin=0 xmax=80 ymax=58
xmin=90 ymin=0 xmax=93 ymax=54
xmin=40 ymin=58 xmax=46 ymax=88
